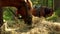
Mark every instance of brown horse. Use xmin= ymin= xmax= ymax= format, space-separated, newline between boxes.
xmin=32 ymin=6 xmax=53 ymax=17
xmin=0 ymin=0 xmax=32 ymax=27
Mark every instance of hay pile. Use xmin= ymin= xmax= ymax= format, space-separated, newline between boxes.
xmin=1 ymin=16 xmax=60 ymax=34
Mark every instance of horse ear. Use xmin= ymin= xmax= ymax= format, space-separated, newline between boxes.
xmin=25 ymin=0 xmax=26 ymax=2
xmin=25 ymin=0 xmax=33 ymax=9
xmin=25 ymin=0 xmax=28 ymax=2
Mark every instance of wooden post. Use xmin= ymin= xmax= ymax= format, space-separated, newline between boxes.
xmin=54 ymin=0 xmax=60 ymax=10
xmin=52 ymin=0 xmax=54 ymax=10
xmin=46 ymin=0 xmax=48 ymax=7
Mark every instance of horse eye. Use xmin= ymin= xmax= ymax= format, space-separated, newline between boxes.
xmin=18 ymin=7 xmax=22 ymax=10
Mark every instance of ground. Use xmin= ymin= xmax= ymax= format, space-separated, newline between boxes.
xmin=1 ymin=16 xmax=60 ymax=34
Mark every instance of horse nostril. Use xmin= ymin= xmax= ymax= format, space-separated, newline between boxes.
xmin=18 ymin=15 xmax=23 ymax=19
xmin=18 ymin=7 xmax=22 ymax=10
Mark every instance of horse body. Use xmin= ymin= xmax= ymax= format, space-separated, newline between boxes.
xmin=32 ymin=6 xmax=53 ymax=17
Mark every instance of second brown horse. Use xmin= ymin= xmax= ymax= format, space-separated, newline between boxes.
xmin=32 ymin=6 xmax=53 ymax=17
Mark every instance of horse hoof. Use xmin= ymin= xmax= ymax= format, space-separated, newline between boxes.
xmin=27 ymin=25 xmax=35 ymax=29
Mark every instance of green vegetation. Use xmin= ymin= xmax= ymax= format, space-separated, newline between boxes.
xmin=55 ymin=8 xmax=60 ymax=17
xmin=46 ymin=8 xmax=60 ymax=22
xmin=3 ymin=7 xmax=16 ymax=21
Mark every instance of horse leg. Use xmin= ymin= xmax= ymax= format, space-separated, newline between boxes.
xmin=0 ymin=8 xmax=3 ymax=27
xmin=26 ymin=15 xmax=32 ymax=26
xmin=23 ymin=15 xmax=32 ymax=26
xmin=0 ymin=8 xmax=3 ymax=34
